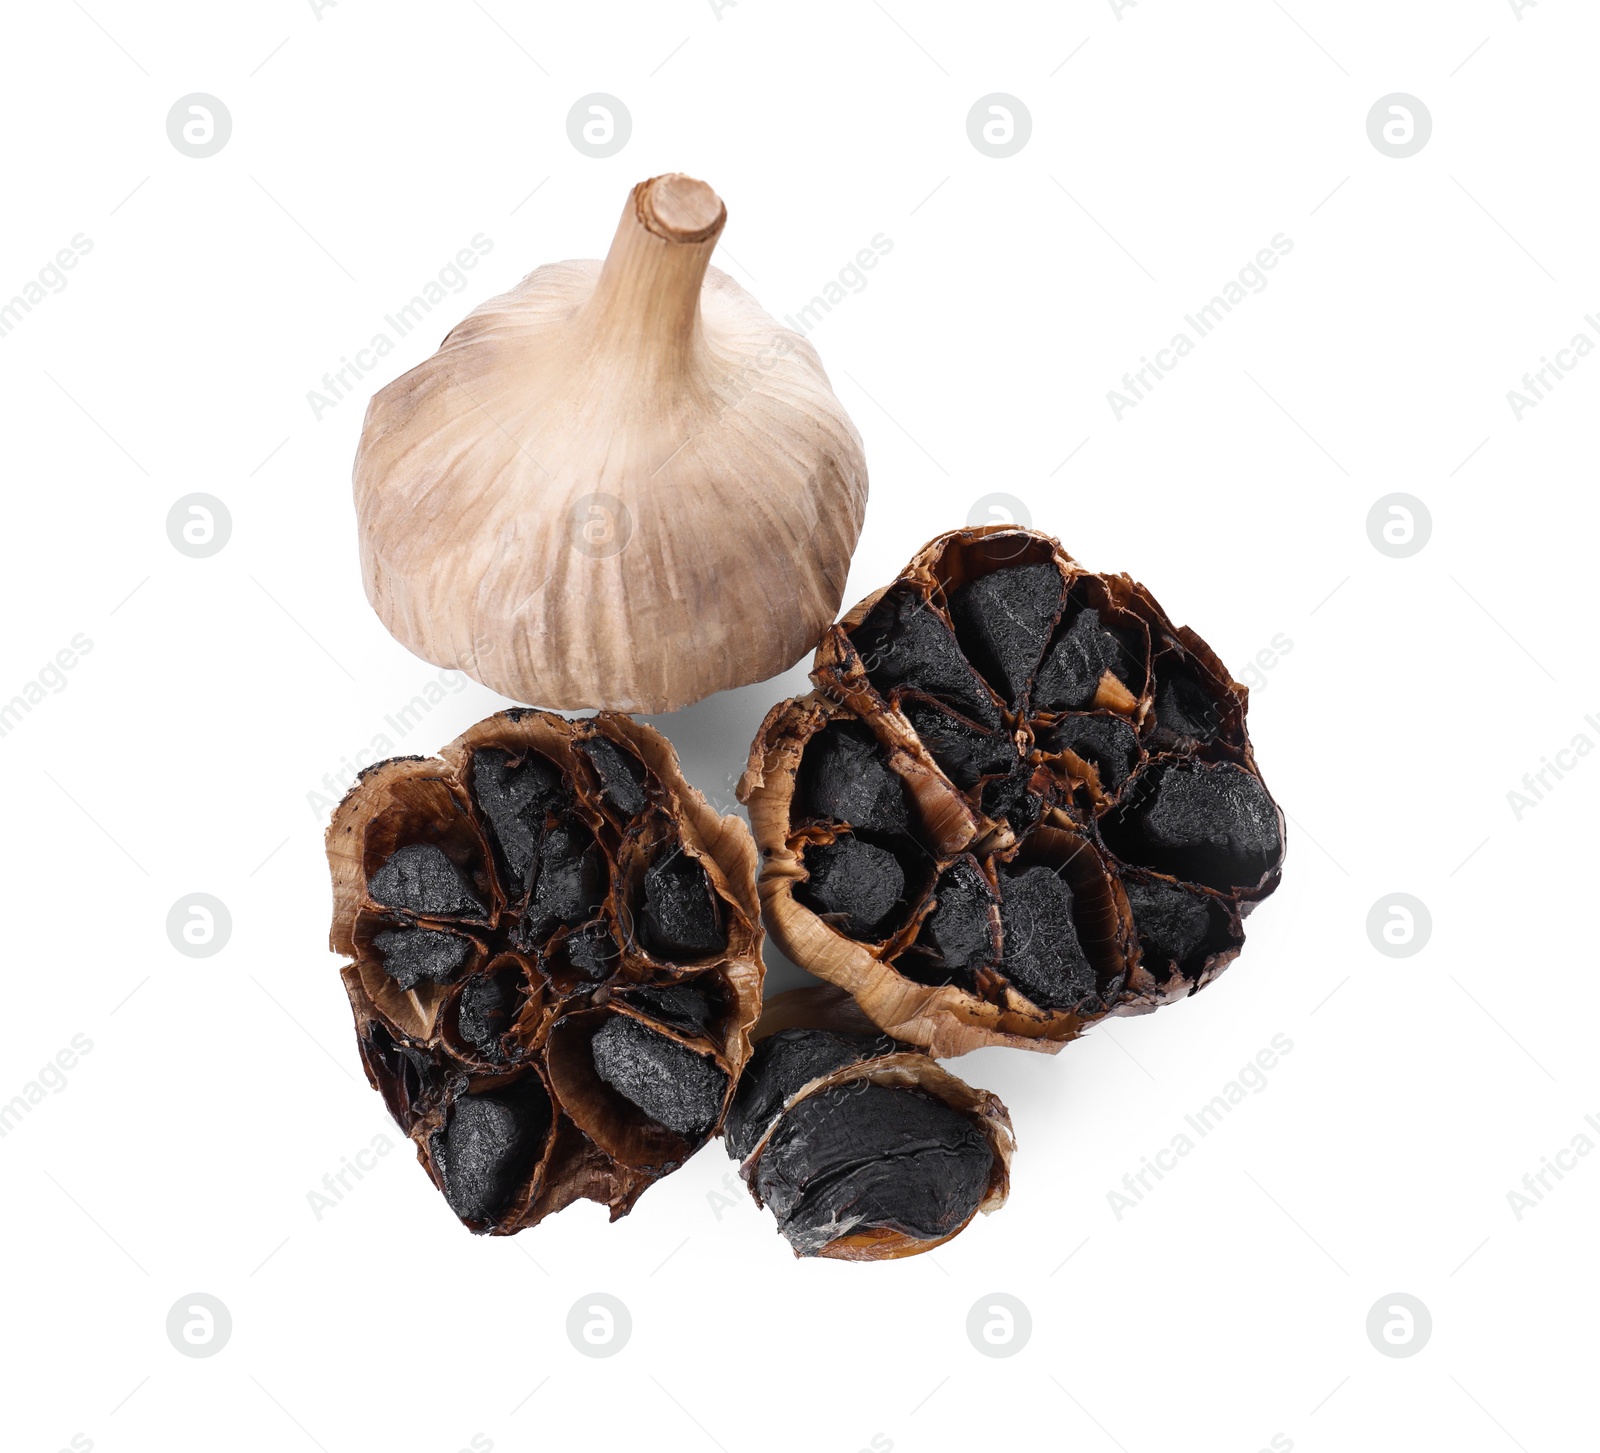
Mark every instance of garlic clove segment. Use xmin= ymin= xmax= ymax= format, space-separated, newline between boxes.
xmin=354 ymin=173 xmax=869 ymax=713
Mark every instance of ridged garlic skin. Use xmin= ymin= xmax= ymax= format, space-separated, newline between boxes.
xmin=353 ymin=178 xmax=868 ymax=714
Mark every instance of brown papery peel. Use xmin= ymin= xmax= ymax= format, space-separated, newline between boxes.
xmin=353 ymin=173 xmax=868 ymax=713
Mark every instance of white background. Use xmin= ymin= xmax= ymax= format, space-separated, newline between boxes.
xmin=2 ymin=2 xmax=1595 ymax=1451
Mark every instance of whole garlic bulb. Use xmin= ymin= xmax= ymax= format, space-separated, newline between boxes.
xmin=353 ymin=173 xmax=869 ymax=713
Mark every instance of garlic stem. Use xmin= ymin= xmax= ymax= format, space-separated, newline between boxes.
xmin=583 ymin=173 xmax=726 ymax=376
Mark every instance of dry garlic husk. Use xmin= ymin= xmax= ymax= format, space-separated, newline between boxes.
xmin=353 ymin=173 xmax=868 ymax=713
xmin=726 ymin=987 xmax=1013 ymax=1261
xmin=326 ymin=708 xmax=763 ymax=1233
xmin=740 ymin=526 xmax=1285 ymax=1058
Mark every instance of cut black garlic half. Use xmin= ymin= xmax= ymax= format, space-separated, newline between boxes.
xmin=327 ymin=709 xmax=762 ymax=1234
xmin=740 ymin=525 xmax=1285 ymax=1056
xmin=726 ymin=987 xmax=1013 ymax=1261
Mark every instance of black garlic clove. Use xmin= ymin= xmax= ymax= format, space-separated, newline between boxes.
xmin=591 ymin=1014 xmax=728 ymax=1138
xmin=566 ymin=922 xmax=621 ymax=982
xmin=1123 ymin=878 xmax=1217 ymax=975
xmin=623 ymin=982 xmax=719 ymax=1039
xmin=431 ymin=1079 xmax=551 ymax=1223
xmin=527 ymin=823 xmax=604 ymax=934
xmin=640 ymin=849 xmax=726 ymax=962
xmin=368 ymin=843 xmax=486 ymax=918
xmin=372 ymin=926 xmax=473 ymax=991
xmin=456 ymin=966 xmax=527 ymax=1063
xmin=723 ymin=1027 xmax=896 ymax=1162
xmin=1153 ymin=668 xmax=1221 ymax=744
xmin=1034 ymin=607 xmax=1130 ymax=712
xmin=997 ymin=865 xmax=1096 ymax=1011
xmin=797 ymin=837 xmax=906 ymax=940
xmin=900 ymin=700 xmax=1019 ymax=790
xmin=797 ymin=721 xmax=909 ymax=835
xmin=903 ymin=857 xmax=999 ymax=989
xmin=580 ymin=735 xmax=650 ymax=819
xmin=1108 ymin=763 xmax=1282 ymax=890
xmin=850 ymin=587 xmax=1000 ymax=728
xmin=1043 ymin=714 xmax=1141 ymax=792
xmin=949 ymin=562 xmax=1065 ymax=705
xmin=471 ymin=747 xmax=565 ymax=892
xmin=753 ymin=1084 xmax=992 ymax=1255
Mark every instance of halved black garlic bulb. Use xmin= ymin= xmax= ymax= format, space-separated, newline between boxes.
xmin=326 ymin=709 xmax=762 ymax=1233
xmin=740 ymin=525 xmax=1284 ymax=1056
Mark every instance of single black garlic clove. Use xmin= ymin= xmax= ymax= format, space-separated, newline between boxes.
xmin=1123 ymin=878 xmax=1228 ymax=977
xmin=456 ymin=966 xmax=526 ymax=1063
xmin=624 ymin=982 xmax=719 ymax=1039
xmin=373 ymin=926 xmax=472 ymax=991
xmin=902 ymin=857 xmax=998 ymax=989
xmin=591 ymin=1014 xmax=728 ymax=1137
xmin=724 ymin=1026 xmax=896 ymax=1161
xmin=581 ymin=735 xmax=650 ymax=818
xmin=1034 ymin=606 xmax=1129 ymax=712
xmin=1108 ymin=763 xmax=1282 ymax=890
xmin=368 ymin=843 xmax=486 ymax=918
xmin=471 ymin=747 xmax=565 ymax=891
xmin=431 ymin=1078 xmax=551 ymax=1223
xmin=850 ymin=587 xmax=1000 ymax=728
xmin=1153 ymin=669 xmax=1221 ymax=744
xmin=754 ymin=1085 xmax=993 ymax=1254
xmin=527 ymin=823 xmax=604 ymax=933
xmin=1043 ymin=714 xmax=1141 ymax=792
xmin=997 ymin=865 xmax=1096 ymax=1011
xmin=726 ymin=988 xmax=1013 ymax=1261
xmin=639 ymin=849 xmax=725 ymax=961
xmin=559 ymin=921 xmax=621 ymax=983
xmin=797 ymin=836 xmax=906 ymax=939
xmin=949 ymin=562 xmax=1064 ymax=704
xmin=798 ymin=722 xmax=909 ymax=834
xmin=900 ymin=700 xmax=1018 ymax=790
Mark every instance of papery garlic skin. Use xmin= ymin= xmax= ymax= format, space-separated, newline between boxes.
xmin=354 ymin=174 xmax=868 ymax=713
